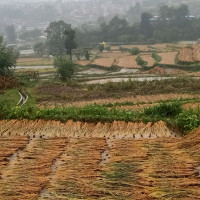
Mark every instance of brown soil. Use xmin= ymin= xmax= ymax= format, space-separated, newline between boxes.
xmin=183 ymin=102 xmax=200 ymax=110
xmin=193 ymin=45 xmax=200 ymax=61
xmin=0 ymin=121 xmax=200 ymax=199
xmin=158 ymin=52 xmax=177 ymax=65
xmin=92 ymin=57 xmax=114 ymax=67
xmin=76 ymin=60 xmax=91 ymax=66
xmin=99 ymin=52 xmax=130 ymax=58
xmin=117 ymin=55 xmax=141 ymax=68
xmin=178 ymin=48 xmax=194 ymax=62
xmin=141 ymin=54 xmax=155 ymax=67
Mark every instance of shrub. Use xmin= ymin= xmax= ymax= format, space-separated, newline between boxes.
xmin=152 ymin=53 xmax=162 ymax=63
xmin=144 ymin=101 xmax=183 ymax=119
xmin=54 ymin=56 xmax=75 ymax=81
xmin=85 ymin=51 xmax=90 ymax=60
xmin=0 ymin=76 xmax=18 ymax=90
xmin=99 ymin=44 xmax=104 ymax=53
xmin=119 ymin=46 xmax=129 ymax=53
xmin=136 ymin=55 xmax=147 ymax=67
xmin=130 ymin=47 xmax=140 ymax=55
xmin=175 ymin=110 xmax=200 ymax=133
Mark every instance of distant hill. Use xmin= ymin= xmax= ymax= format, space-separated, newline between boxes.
xmin=140 ymin=0 xmax=200 ymax=16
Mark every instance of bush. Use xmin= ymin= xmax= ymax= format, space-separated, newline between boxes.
xmin=152 ymin=53 xmax=162 ymax=63
xmin=136 ymin=55 xmax=147 ymax=67
xmin=0 ymin=76 xmax=18 ymax=90
xmin=119 ymin=46 xmax=129 ymax=53
xmin=130 ymin=47 xmax=140 ymax=55
xmin=85 ymin=51 xmax=90 ymax=60
xmin=175 ymin=110 xmax=200 ymax=133
xmin=99 ymin=44 xmax=104 ymax=53
xmin=144 ymin=101 xmax=183 ymax=119
xmin=54 ymin=56 xmax=75 ymax=81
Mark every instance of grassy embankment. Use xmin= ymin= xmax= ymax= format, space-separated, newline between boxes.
xmin=1 ymin=77 xmax=200 ymax=133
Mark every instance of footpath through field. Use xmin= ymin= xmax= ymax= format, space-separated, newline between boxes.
xmin=0 ymin=120 xmax=200 ymax=199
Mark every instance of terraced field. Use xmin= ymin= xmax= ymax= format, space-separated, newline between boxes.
xmin=158 ymin=52 xmax=177 ymax=65
xmin=116 ymin=55 xmax=141 ymax=68
xmin=37 ymin=93 xmax=200 ymax=108
xmin=178 ymin=46 xmax=200 ymax=63
xmin=0 ymin=120 xmax=200 ymax=199
xmin=141 ymin=54 xmax=155 ymax=67
xmin=178 ymin=48 xmax=194 ymax=62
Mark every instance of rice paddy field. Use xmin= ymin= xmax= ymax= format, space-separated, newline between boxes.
xmin=0 ymin=120 xmax=200 ymax=199
xmin=2 ymin=42 xmax=200 ymax=199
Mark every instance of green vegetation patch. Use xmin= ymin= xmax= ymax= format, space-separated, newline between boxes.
xmin=152 ymin=53 xmax=162 ymax=63
xmin=1 ymin=100 xmax=200 ymax=133
xmin=104 ymin=162 xmax=138 ymax=182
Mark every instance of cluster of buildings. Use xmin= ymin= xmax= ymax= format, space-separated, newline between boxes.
xmin=0 ymin=0 xmax=138 ymax=32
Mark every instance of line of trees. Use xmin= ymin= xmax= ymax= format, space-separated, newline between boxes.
xmin=76 ymin=4 xmax=200 ymax=46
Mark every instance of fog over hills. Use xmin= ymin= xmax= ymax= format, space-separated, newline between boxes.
xmin=0 ymin=0 xmax=199 ymax=34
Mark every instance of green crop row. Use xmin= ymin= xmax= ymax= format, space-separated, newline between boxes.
xmin=1 ymin=100 xmax=200 ymax=133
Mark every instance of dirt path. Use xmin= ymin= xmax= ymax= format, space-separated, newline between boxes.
xmin=0 ymin=121 xmax=200 ymax=199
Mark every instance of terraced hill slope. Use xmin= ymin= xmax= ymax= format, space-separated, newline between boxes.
xmin=0 ymin=120 xmax=200 ymax=199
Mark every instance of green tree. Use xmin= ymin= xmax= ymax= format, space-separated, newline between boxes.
xmin=140 ymin=12 xmax=153 ymax=38
xmin=65 ymin=28 xmax=77 ymax=60
xmin=34 ymin=42 xmax=45 ymax=56
xmin=85 ymin=50 xmax=90 ymax=60
xmin=45 ymin=20 xmax=71 ymax=55
xmin=130 ymin=47 xmax=140 ymax=55
xmin=5 ymin=25 xmax=16 ymax=44
xmin=99 ymin=44 xmax=104 ymax=53
xmin=175 ymin=4 xmax=189 ymax=20
xmin=54 ymin=56 xmax=75 ymax=81
xmin=0 ymin=35 xmax=17 ymax=76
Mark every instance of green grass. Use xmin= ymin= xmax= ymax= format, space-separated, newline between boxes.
xmin=0 ymin=89 xmax=20 ymax=106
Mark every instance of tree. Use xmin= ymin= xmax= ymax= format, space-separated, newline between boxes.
xmin=99 ymin=44 xmax=104 ymax=53
xmin=45 ymin=20 xmax=71 ymax=55
xmin=5 ymin=25 xmax=16 ymax=44
xmin=175 ymin=4 xmax=189 ymax=20
xmin=130 ymin=47 xmax=140 ymax=55
xmin=159 ymin=5 xmax=174 ymax=20
xmin=54 ymin=56 xmax=75 ymax=81
xmin=140 ymin=12 xmax=153 ymax=38
xmin=34 ymin=42 xmax=45 ymax=56
xmin=65 ymin=28 xmax=77 ymax=60
xmin=0 ymin=35 xmax=17 ymax=76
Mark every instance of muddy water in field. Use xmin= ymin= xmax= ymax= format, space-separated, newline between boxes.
xmin=16 ymin=66 xmax=54 ymax=69
xmin=86 ymin=76 xmax=175 ymax=84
